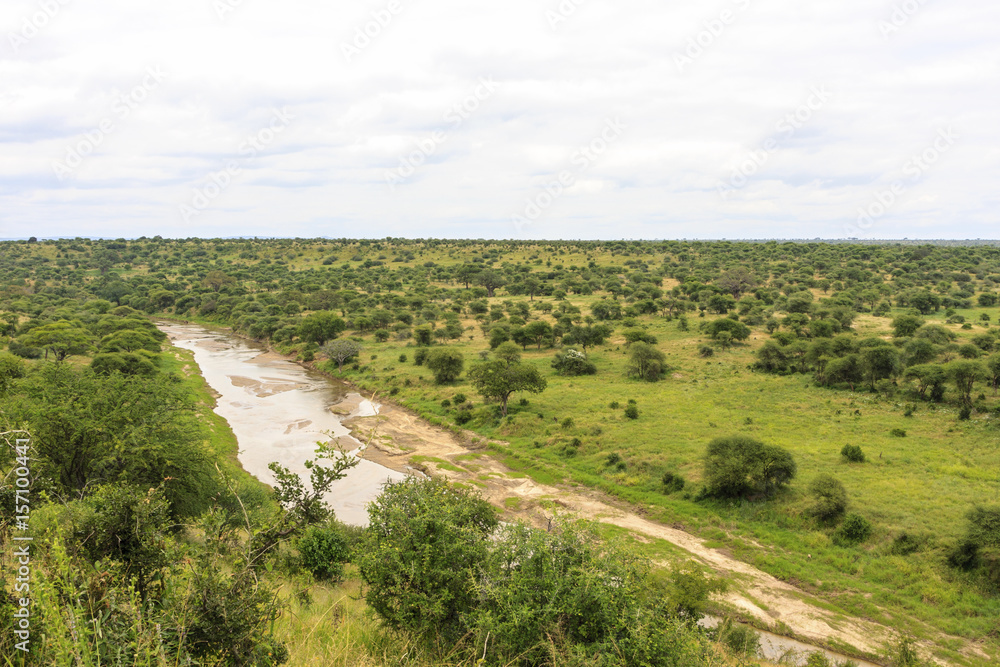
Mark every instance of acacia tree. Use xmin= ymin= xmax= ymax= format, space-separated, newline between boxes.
xmin=299 ymin=311 xmax=346 ymax=346
xmin=948 ymin=360 xmax=987 ymax=406
xmin=322 ymin=339 xmax=362 ymax=372
xmin=20 ymin=322 xmax=92 ymax=361
xmin=467 ymin=343 xmax=546 ymax=416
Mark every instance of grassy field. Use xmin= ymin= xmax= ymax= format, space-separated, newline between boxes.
xmin=315 ymin=297 xmax=1000 ymax=662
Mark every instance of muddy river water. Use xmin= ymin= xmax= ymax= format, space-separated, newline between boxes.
xmin=160 ymin=322 xmax=407 ymax=526
xmin=161 ymin=321 xmax=881 ymax=667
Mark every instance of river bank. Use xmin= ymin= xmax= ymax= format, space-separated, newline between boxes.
xmin=158 ymin=318 xmax=969 ymax=666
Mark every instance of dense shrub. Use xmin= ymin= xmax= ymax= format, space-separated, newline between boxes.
xmin=834 ymin=513 xmax=873 ymax=545
xmin=841 ymin=444 xmax=866 ymax=463
xmin=703 ymin=435 xmax=796 ymax=498
xmin=662 ymin=472 xmax=686 ymax=493
xmin=551 ymin=348 xmax=598 ymax=376
xmin=808 ymin=474 xmax=848 ymax=523
xmin=297 ymin=522 xmax=350 ymax=582
xmin=357 ymin=478 xmax=498 ymax=644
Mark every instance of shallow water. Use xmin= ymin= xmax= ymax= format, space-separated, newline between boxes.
xmin=160 ymin=322 xmax=407 ymax=526
xmin=700 ymin=615 xmax=880 ymax=666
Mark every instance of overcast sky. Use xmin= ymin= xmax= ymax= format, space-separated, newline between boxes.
xmin=1 ymin=0 xmax=997 ymax=241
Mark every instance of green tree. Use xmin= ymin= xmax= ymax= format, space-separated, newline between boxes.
xmin=860 ymin=344 xmax=901 ymax=391
xmin=425 ymin=348 xmax=465 ymax=384
xmin=808 ymin=474 xmax=848 ymax=523
xmin=703 ymin=435 xmax=796 ymax=498
xmin=947 ymin=360 xmax=987 ymax=406
xmin=468 ymin=352 xmax=547 ymax=417
xmin=904 ymin=364 xmax=948 ymax=401
xmin=298 ymin=311 xmax=346 ymax=346
xmin=891 ymin=314 xmax=924 ymax=338
xmin=703 ymin=317 xmax=750 ymax=342
xmin=357 ymin=478 xmax=498 ymax=644
xmin=10 ymin=363 xmax=216 ymax=518
xmin=523 ymin=320 xmax=553 ymax=349
xmin=19 ymin=321 xmax=92 ymax=361
xmin=322 ymin=339 xmax=362 ymax=372
xmin=626 ymin=341 xmax=667 ymax=382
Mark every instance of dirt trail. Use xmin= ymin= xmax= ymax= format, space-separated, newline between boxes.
xmin=341 ymin=398 xmax=983 ymax=666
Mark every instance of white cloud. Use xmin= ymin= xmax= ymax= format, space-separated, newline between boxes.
xmin=0 ymin=0 xmax=997 ymax=239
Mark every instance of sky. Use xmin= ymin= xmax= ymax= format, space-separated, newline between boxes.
xmin=1 ymin=0 xmax=998 ymax=241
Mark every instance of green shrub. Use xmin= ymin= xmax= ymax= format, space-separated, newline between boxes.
xmin=713 ymin=617 xmax=759 ymax=658
xmin=808 ymin=474 xmax=848 ymax=523
xmin=890 ymin=428 xmax=907 ymax=438
xmin=453 ymin=392 xmax=467 ymax=404
xmin=662 ymin=472 xmax=686 ymax=493
xmin=835 ymin=513 xmax=873 ymax=545
xmin=297 ymin=522 xmax=350 ymax=582
xmin=624 ymin=404 xmax=639 ymax=419
xmin=551 ymin=348 xmax=598 ymax=376
xmin=841 ymin=444 xmax=866 ymax=463
xmin=703 ymin=435 xmax=796 ymax=498
xmin=699 ymin=345 xmax=714 ymax=358
xmin=398 ymin=353 xmax=407 ymax=363
xmin=413 ymin=348 xmax=428 ymax=365
xmin=425 ymin=348 xmax=464 ymax=384
xmin=357 ymin=478 xmax=498 ymax=645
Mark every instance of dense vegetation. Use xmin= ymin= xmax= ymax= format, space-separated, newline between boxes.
xmin=4 ymin=236 xmax=1000 ymax=664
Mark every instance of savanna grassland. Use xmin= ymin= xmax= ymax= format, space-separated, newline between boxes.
xmin=2 ymin=236 xmax=1000 ymax=665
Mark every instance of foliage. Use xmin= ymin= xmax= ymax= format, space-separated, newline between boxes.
xmin=703 ymin=435 xmax=796 ymax=498
xmin=834 ymin=513 xmax=874 ymax=545
xmin=357 ymin=478 xmax=499 ymax=644
xmin=808 ymin=474 xmax=848 ymax=523
xmin=468 ymin=353 xmax=547 ymax=417
xmin=425 ymin=347 xmax=465 ymax=384
xmin=551 ymin=348 xmax=598 ymax=376
xmin=322 ymin=339 xmax=362 ymax=372
xmin=626 ymin=341 xmax=668 ymax=382
xmin=297 ymin=521 xmax=350 ymax=582
xmin=8 ymin=362 xmax=217 ymax=518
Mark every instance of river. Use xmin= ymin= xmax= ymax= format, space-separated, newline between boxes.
xmin=160 ymin=321 xmax=882 ymax=666
xmin=160 ymin=321 xmax=407 ymax=526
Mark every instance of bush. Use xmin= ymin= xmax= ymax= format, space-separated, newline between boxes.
xmin=624 ymin=404 xmax=639 ymax=419
xmin=713 ymin=617 xmax=760 ymax=658
xmin=425 ymin=348 xmax=464 ymax=384
xmin=398 ymin=353 xmax=407 ymax=363
xmin=834 ymin=513 xmax=873 ymax=545
xmin=357 ymin=478 xmax=498 ymax=645
xmin=551 ymin=348 xmax=598 ymax=376
xmin=808 ymin=474 xmax=848 ymax=523
xmin=453 ymin=393 xmax=467 ymax=404
xmin=698 ymin=345 xmax=714 ymax=358
xmin=297 ymin=522 xmax=350 ymax=582
xmin=703 ymin=435 xmax=796 ymax=498
xmin=841 ymin=444 xmax=866 ymax=463
xmin=890 ymin=428 xmax=907 ymax=438
xmin=413 ymin=348 xmax=428 ymax=365
xmin=662 ymin=472 xmax=685 ymax=493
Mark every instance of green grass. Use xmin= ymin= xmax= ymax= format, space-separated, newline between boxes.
xmin=328 ymin=304 xmax=1000 ymax=660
